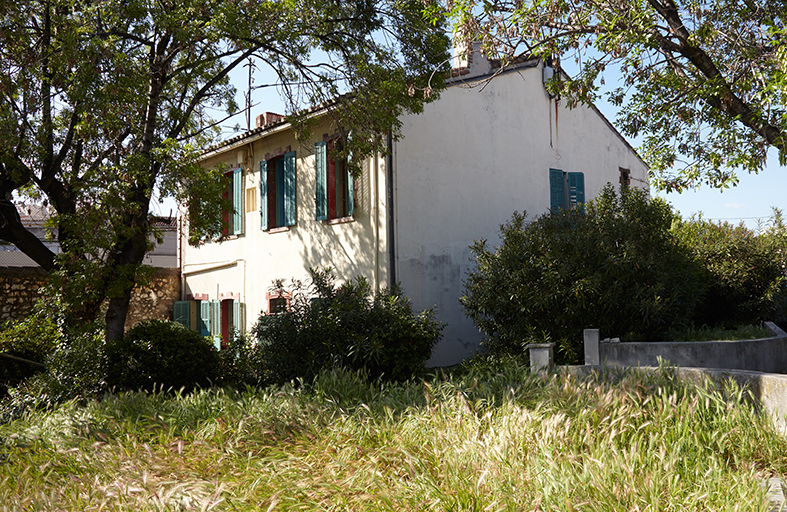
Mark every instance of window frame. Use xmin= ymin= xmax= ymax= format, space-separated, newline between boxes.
xmin=315 ymin=140 xmax=354 ymax=222
xmin=549 ymin=168 xmax=585 ymax=212
xmin=260 ymin=151 xmax=297 ymax=231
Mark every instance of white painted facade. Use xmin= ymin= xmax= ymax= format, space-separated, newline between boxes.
xmin=179 ymin=48 xmax=648 ymax=366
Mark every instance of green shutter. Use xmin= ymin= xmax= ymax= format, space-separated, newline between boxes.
xmin=549 ymin=168 xmax=565 ymax=212
xmin=232 ymin=299 xmax=244 ymax=334
xmin=283 ymin=151 xmax=297 ymax=226
xmin=210 ymin=300 xmax=221 ymax=344
xmin=232 ymin=167 xmax=242 ymax=235
xmin=347 ymin=168 xmax=354 ymax=217
xmin=174 ymin=301 xmax=190 ymax=328
xmin=346 ymin=132 xmax=354 ymax=217
xmin=260 ymin=160 xmax=268 ymax=230
xmin=315 ymin=142 xmax=327 ymax=220
xmin=567 ymin=172 xmax=585 ymax=210
xmin=199 ymin=300 xmax=211 ymax=337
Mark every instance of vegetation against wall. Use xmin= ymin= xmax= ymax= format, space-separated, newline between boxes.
xmin=252 ymin=268 xmax=444 ymax=385
xmin=461 ymin=186 xmax=787 ymax=362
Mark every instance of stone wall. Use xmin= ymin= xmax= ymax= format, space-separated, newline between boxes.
xmin=124 ymin=268 xmax=182 ymax=330
xmin=0 ymin=267 xmax=48 ymax=323
xmin=0 ymin=267 xmax=181 ymax=328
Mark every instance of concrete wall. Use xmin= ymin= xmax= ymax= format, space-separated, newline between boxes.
xmin=393 ymin=56 xmax=649 ymax=366
xmin=597 ymin=323 xmax=787 ymax=373
xmin=180 ymin=117 xmax=390 ymax=328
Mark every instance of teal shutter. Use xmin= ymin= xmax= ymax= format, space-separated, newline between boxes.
xmin=315 ymin=142 xmax=327 ymax=220
xmin=346 ymin=132 xmax=354 ymax=217
xmin=232 ymin=167 xmax=242 ymax=235
xmin=210 ymin=300 xmax=221 ymax=344
xmin=283 ymin=151 xmax=297 ymax=226
xmin=347 ymin=169 xmax=354 ymax=217
xmin=567 ymin=172 xmax=585 ymax=210
xmin=549 ymin=168 xmax=565 ymax=212
xmin=275 ymin=159 xmax=285 ymax=227
xmin=232 ymin=300 xmax=244 ymax=334
xmin=260 ymin=160 xmax=268 ymax=230
xmin=174 ymin=301 xmax=190 ymax=328
xmin=199 ymin=300 xmax=211 ymax=337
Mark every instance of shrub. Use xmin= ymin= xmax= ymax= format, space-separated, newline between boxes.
xmin=218 ymin=330 xmax=265 ymax=388
xmin=673 ymin=210 xmax=787 ymax=326
xmin=461 ymin=185 xmax=706 ymax=362
xmin=252 ymin=268 xmax=444 ymax=385
xmin=0 ymin=299 xmax=65 ymax=396
xmin=106 ymin=320 xmax=221 ymax=392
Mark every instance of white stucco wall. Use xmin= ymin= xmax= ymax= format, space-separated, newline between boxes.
xmin=393 ymin=61 xmax=649 ymax=367
xmin=180 ymin=119 xmax=390 ymax=331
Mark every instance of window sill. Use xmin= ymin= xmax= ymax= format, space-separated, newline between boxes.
xmin=326 ymin=216 xmax=355 ymax=225
xmin=267 ymin=226 xmax=290 ymax=234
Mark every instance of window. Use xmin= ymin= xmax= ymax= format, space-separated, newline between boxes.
xmin=315 ymin=140 xmax=354 ymax=221
xmin=260 ymin=151 xmax=297 ymax=230
xmin=266 ymin=290 xmax=291 ymax=314
xmin=549 ymin=169 xmax=585 ymax=212
xmin=222 ymin=167 xmax=243 ymax=236
xmin=619 ymin=167 xmax=631 ymax=187
xmin=245 ymin=187 xmax=257 ymax=213
xmin=173 ymin=298 xmax=245 ymax=350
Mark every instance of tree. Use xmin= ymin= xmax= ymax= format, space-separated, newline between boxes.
xmin=440 ymin=0 xmax=787 ymax=191
xmin=0 ymin=0 xmax=449 ymax=340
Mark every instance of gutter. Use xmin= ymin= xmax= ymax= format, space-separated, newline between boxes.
xmin=387 ymin=130 xmax=396 ymax=286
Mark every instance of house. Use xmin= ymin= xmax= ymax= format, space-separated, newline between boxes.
xmin=177 ymin=46 xmax=649 ymax=366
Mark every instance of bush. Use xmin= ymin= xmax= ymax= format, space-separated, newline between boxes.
xmin=0 ymin=299 xmax=65 ymax=396
xmin=673 ymin=210 xmax=787 ymax=326
xmin=252 ymin=269 xmax=444 ymax=385
xmin=218 ymin=330 xmax=265 ymax=388
xmin=461 ymin=185 xmax=706 ymax=362
xmin=106 ymin=320 xmax=221 ymax=392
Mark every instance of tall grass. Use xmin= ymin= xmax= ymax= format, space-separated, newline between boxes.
xmin=0 ymin=357 xmax=785 ymax=510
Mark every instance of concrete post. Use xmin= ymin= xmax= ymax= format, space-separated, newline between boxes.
xmin=584 ymin=329 xmax=600 ymax=365
xmin=528 ymin=343 xmax=555 ymax=373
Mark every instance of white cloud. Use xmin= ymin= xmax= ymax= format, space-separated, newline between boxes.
xmin=724 ymin=202 xmax=746 ymax=209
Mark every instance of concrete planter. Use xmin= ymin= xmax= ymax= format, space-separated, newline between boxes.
xmin=588 ymin=322 xmax=787 ymax=374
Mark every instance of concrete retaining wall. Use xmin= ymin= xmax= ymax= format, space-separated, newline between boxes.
xmin=595 ymin=322 xmax=787 ymax=373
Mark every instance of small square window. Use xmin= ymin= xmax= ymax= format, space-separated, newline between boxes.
xmin=246 ymin=187 xmax=257 ymax=213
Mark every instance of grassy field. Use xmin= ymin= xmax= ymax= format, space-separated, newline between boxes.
xmin=0 ymin=357 xmax=785 ymax=511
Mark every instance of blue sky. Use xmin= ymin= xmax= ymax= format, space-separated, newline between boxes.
xmin=154 ymin=59 xmax=785 ymax=231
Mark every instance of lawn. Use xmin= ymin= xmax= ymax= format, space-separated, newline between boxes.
xmin=0 ymin=358 xmax=785 ymax=511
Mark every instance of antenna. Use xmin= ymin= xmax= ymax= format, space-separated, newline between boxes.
xmin=244 ymin=58 xmax=255 ymax=131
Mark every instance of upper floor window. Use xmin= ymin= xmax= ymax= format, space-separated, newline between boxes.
xmin=223 ymin=167 xmax=243 ymax=236
xmin=315 ymin=140 xmax=354 ymax=221
xmin=260 ymin=151 xmax=297 ymax=231
xmin=549 ymin=169 xmax=585 ymax=212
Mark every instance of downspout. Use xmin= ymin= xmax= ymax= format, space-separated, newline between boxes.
xmin=386 ymin=130 xmax=396 ymax=286
xmin=373 ymin=152 xmax=380 ymax=291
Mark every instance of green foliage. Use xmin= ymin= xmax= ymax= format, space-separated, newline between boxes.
xmin=106 ymin=320 xmax=221 ymax=392
xmin=1 ymin=0 xmax=449 ymax=339
xmin=252 ymin=268 xmax=444 ymax=385
xmin=0 ymin=307 xmax=60 ymax=394
xmin=440 ymin=0 xmax=787 ymax=191
xmin=461 ymin=185 xmax=706 ymax=362
xmin=673 ymin=210 xmax=787 ymax=326
xmin=217 ymin=330 xmax=265 ymax=389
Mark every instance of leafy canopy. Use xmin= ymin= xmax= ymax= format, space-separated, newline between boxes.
xmin=440 ymin=0 xmax=787 ymax=191
xmin=0 ymin=0 xmax=449 ymax=337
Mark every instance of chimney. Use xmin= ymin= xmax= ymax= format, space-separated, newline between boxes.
xmin=256 ymin=112 xmax=285 ymax=128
